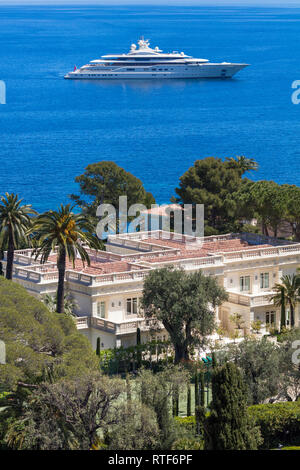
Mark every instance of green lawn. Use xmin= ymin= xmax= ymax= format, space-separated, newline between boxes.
xmin=279 ymin=446 xmax=300 ymax=450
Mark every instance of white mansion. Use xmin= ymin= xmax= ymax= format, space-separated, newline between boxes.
xmin=3 ymin=230 xmax=300 ymax=350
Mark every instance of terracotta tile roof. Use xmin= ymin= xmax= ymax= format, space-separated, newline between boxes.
xmin=135 ymin=238 xmax=272 ymax=263
xmin=30 ymin=237 xmax=273 ymax=275
xmin=47 ymin=254 xmax=140 ymax=275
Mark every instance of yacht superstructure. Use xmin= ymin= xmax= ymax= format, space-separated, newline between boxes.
xmin=64 ymin=38 xmax=248 ymax=80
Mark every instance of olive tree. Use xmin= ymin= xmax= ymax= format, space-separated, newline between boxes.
xmin=142 ymin=267 xmax=228 ymax=363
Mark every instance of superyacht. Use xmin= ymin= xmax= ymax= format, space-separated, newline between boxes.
xmin=64 ymin=38 xmax=248 ymax=80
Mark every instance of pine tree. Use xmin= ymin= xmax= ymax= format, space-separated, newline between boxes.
xmin=205 ymin=363 xmax=261 ymax=450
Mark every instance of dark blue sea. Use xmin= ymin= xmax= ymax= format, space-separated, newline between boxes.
xmin=1 ymin=4 xmax=300 ymax=212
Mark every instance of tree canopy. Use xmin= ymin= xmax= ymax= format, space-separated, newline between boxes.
xmin=271 ymin=274 xmax=300 ymax=328
xmin=3 ymin=372 xmax=125 ymax=450
xmin=142 ymin=267 xmax=228 ymax=363
xmin=137 ymin=366 xmax=189 ymax=448
xmin=218 ymin=337 xmax=283 ymax=405
xmin=174 ymin=157 xmax=300 ymax=239
xmin=28 ymin=203 xmax=102 ymax=313
xmin=0 ymin=277 xmax=98 ymax=391
xmin=0 ymin=193 xmax=36 ymax=280
xmin=282 ymin=184 xmax=300 ymax=241
xmin=70 ymin=161 xmax=155 ymax=219
xmin=229 ymin=180 xmax=287 ymax=237
xmin=174 ymin=157 xmax=248 ymax=233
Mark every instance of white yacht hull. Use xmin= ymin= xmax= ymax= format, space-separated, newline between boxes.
xmin=64 ymin=63 xmax=248 ymax=80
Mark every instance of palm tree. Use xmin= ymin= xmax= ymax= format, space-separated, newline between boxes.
xmin=225 ymin=156 xmax=259 ymax=174
xmin=0 ymin=193 xmax=36 ymax=280
xmin=43 ymin=292 xmax=78 ymax=317
xmin=29 ymin=204 xmax=101 ymax=313
xmin=271 ymin=274 xmax=300 ymax=328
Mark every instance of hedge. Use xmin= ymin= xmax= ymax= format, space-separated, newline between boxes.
xmin=99 ymin=341 xmax=174 ymax=375
xmin=249 ymin=401 xmax=300 ymax=449
xmin=176 ymin=402 xmax=300 ymax=449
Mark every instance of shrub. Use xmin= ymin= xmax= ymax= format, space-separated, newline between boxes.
xmin=173 ymin=416 xmax=203 ymax=449
xmin=249 ymin=401 xmax=300 ymax=449
xmin=171 ymin=437 xmax=203 ymax=450
xmin=174 ymin=416 xmax=196 ymax=434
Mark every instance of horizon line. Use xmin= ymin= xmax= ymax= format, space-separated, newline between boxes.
xmin=2 ymin=1 xmax=300 ymax=8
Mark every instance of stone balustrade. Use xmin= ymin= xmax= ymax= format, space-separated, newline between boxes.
xmin=66 ymin=268 xmax=150 ymax=286
xmin=223 ymin=243 xmax=300 ymax=262
xmin=228 ymin=291 xmax=274 ymax=307
xmin=75 ymin=316 xmax=151 ymax=335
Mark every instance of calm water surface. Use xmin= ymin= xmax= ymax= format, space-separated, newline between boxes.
xmin=0 ymin=5 xmax=300 ymax=211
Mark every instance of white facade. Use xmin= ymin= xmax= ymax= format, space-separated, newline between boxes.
xmin=3 ymin=231 xmax=300 ymax=350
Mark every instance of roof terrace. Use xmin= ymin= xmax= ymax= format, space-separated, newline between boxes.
xmin=6 ymin=231 xmax=300 ymax=287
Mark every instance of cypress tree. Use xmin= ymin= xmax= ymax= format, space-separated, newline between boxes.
xmin=96 ymin=337 xmax=101 ymax=357
xmin=126 ymin=372 xmax=131 ymax=404
xmin=195 ymin=405 xmax=206 ymax=436
xmin=0 ymin=249 xmax=4 ymax=276
xmin=194 ymin=370 xmax=199 ymax=412
xmin=200 ymin=371 xmax=205 ymax=407
xmin=172 ymin=386 xmax=179 ymax=417
xmin=187 ymin=384 xmax=191 ymax=417
xmin=280 ymin=286 xmax=286 ymax=331
xmin=136 ymin=327 xmax=141 ymax=345
xmin=205 ymin=362 xmax=261 ymax=450
xmin=136 ymin=327 xmax=142 ymax=369
xmin=212 ymin=351 xmax=217 ymax=369
xmin=172 ymin=394 xmax=176 ymax=417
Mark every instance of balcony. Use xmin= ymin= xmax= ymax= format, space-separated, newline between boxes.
xmin=66 ymin=269 xmax=150 ymax=286
xmin=10 ymin=265 xmax=59 ymax=283
xmin=75 ymin=316 xmax=153 ymax=335
xmin=227 ymin=291 xmax=275 ymax=307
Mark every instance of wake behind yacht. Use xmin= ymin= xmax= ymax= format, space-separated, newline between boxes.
xmin=64 ymin=38 xmax=249 ymax=80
